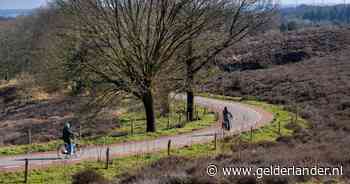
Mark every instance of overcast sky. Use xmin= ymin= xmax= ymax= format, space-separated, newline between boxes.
xmin=0 ymin=0 xmax=348 ymax=9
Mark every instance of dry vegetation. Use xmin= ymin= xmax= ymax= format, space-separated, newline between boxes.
xmin=0 ymin=79 xmax=118 ymax=145
xmin=216 ymin=27 xmax=350 ymax=71
xmin=0 ymin=0 xmax=274 ymax=146
xmin=94 ymin=27 xmax=350 ymax=184
xmin=0 ymin=3 xmax=349 ymax=183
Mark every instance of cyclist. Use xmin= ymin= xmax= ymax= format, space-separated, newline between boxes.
xmin=222 ymin=106 xmax=233 ymax=131
xmin=62 ymin=122 xmax=75 ymax=155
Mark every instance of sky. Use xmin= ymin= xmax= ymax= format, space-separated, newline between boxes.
xmin=282 ymin=0 xmax=349 ymax=5
xmin=0 ymin=0 xmax=48 ymax=9
xmin=0 ymin=0 xmax=348 ymax=9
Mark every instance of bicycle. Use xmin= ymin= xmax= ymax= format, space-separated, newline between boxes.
xmin=57 ymin=138 xmax=83 ymax=159
xmin=222 ymin=117 xmax=233 ymax=131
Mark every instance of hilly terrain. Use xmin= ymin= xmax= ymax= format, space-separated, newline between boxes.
xmin=0 ymin=82 xmax=118 ymax=145
xmin=114 ymin=27 xmax=350 ymax=184
xmin=0 ymin=2 xmax=349 ymax=184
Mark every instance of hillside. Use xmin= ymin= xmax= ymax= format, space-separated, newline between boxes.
xmin=216 ymin=27 xmax=350 ymax=72
xmin=0 ymin=2 xmax=349 ymax=183
xmin=115 ymin=27 xmax=350 ymax=183
xmin=0 ymin=81 xmax=118 ymax=145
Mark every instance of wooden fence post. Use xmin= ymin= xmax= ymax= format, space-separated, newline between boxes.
xmin=167 ymin=140 xmax=171 ymax=156
xmin=131 ymin=120 xmax=134 ymax=135
xmin=184 ymin=106 xmax=186 ymax=121
xmin=105 ymin=147 xmax=110 ymax=169
xmin=278 ymin=120 xmax=281 ymax=135
xmin=79 ymin=124 xmax=82 ymax=139
xmin=24 ymin=158 xmax=29 ymax=183
xmin=295 ymin=104 xmax=298 ymax=123
xmin=28 ymin=129 xmax=32 ymax=145
xmin=214 ymin=133 xmax=217 ymax=150
xmin=167 ymin=115 xmax=170 ymax=129
xmin=250 ymin=127 xmax=253 ymax=143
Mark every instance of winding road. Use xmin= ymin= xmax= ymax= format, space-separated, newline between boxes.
xmin=0 ymin=95 xmax=273 ymax=172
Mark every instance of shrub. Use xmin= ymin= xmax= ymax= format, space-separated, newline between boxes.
xmin=72 ymin=170 xmax=110 ymax=184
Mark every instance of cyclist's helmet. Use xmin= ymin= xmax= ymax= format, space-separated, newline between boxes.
xmin=65 ymin=122 xmax=71 ymax=129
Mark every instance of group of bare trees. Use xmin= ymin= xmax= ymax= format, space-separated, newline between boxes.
xmin=50 ymin=0 xmax=275 ymax=132
xmin=0 ymin=16 xmax=35 ymax=80
xmin=0 ymin=0 xmax=274 ymax=132
xmin=0 ymin=8 xmax=77 ymax=90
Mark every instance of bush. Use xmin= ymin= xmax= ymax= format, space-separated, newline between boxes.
xmin=72 ymin=170 xmax=109 ymax=184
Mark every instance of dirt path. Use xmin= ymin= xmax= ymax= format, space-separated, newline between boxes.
xmin=0 ymin=95 xmax=273 ymax=172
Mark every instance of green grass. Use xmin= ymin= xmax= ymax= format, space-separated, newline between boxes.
xmin=80 ymin=101 xmax=215 ymax=145
xmin=0 ymin=101 xmax=215 ymax=156
xmin=0 ymin=142 xmax=216 ymax=184
xmin=0 ymin=94 xmax=312 ymax=184
xmin=0 ymin=142 xmax=61 ymax=157
xmin=199 ymin=92 xmax=244 ymax=101
xmin=240 ymin=100 xmax=308 ymax=143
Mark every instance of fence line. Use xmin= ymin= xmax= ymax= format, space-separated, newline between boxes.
xmin=9 ymin=100 xmax=279 ymax=184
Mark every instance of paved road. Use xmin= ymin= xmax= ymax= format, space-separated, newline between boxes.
xmin=0 ymin=95 xmax=273 ymax=172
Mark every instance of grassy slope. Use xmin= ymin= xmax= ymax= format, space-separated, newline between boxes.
xmin=240 ymin=100 xmax=308 ymax=143
xmin=0 ymin=95 xmax=310 ymax=183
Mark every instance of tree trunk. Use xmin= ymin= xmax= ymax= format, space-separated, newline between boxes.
xmin=142 ymin=89 xmax=156 ymax=132
xmin=186 ymin=40 xmax=195 ymax=122
xmin=187 ymin=88 xmax=194 ymax=121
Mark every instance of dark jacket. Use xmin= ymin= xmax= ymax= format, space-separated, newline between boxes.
xmin=223 ymin=108 xmax=233 ymax=121
xmin=62 ymin=126 xmax=74 ymax=144
xmin=222 ymin=108 xmax=233 ymax=130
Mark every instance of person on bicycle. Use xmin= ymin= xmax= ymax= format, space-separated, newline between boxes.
xmin=223 ymin=107 xmax=233 ymax=131
xmin=62 ymin=122 xmax=75 ymax=155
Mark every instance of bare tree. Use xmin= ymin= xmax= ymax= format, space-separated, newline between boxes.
xmin=56 ymin=0 xmax=226 ymax=132
xmin=179 ymin=0 xmax=276 ymax=121
xmin=0 ymin=16 xmax=37 ymax=80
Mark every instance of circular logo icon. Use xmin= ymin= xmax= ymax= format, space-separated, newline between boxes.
xmin=207 ymin=164 xmax=218 ymax=177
